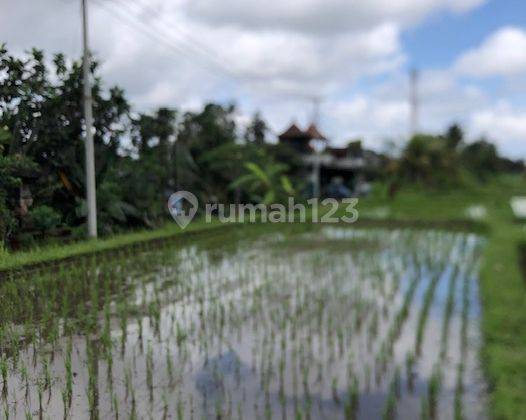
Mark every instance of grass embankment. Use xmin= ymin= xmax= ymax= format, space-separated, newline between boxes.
xmin=0 ymin=217 xmax=224 ymax=274
xmin=0 ymin=202 xmax=344 ymax=274
xmin=359 ymin=176 xmax=526 ymax=419
xmin=0 ymin=214 xmax=319 ymax=275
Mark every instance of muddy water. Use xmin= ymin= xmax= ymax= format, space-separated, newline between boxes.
xmin=2 ymin=227 xmax=487 ymax=419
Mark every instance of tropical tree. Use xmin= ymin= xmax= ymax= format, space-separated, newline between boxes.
xmin=397 ymin=133 xmax=460 ymax=187
xmin=244 ymin=112 xmax=267 ymax=145
xmin=0 ymin=127 xmax=35 ymax=246
xmin=461 ymin=139 xmax=500 ymax=181
xmin=445 ymin=123 xmax=463 ymax=150
xmin=176 ymin=103 xmax=238 ymax=200
xmin=0 ymin=45 xmax=132 ymax=241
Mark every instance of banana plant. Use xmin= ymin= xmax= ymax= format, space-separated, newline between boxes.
xmin=229 ymin=162 xmax=295 ymax=204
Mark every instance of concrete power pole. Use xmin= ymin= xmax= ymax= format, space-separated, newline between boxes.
xmin=310 ymin=96 xmax=321 ymax=126
xmin=82 ymin=0 xmax=97 ymax=238
xmin=308 ymin=96 xmax=323 ymax=199
xmin=410 ymin=68 xmax=419 ymax=137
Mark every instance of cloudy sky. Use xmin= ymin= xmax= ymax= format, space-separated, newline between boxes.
xmin=2 ymin=0 xmax=526 ymax=156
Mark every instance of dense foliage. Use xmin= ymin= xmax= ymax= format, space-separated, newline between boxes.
xmin=395 ymin=124 xmax=523 ymax=188
xmin=0 ymin=46 xmax=299 ymax=248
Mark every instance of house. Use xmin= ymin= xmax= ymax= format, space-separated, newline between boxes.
xmin=277 ymin=123 xmax=382 ymax=196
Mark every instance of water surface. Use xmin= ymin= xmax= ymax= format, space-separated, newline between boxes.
xmin=0 ymin=226 xmax=487 ymax=419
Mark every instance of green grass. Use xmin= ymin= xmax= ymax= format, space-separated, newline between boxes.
xmin=0 ymin=203 xmax=339 ymax=273
xmin=0 ymin=216 xmax=224 ymax=273
xmin=0 ymin=214 xmax=319 ymax=274
xmin=480 ymin=223 xmax=526 ymax=419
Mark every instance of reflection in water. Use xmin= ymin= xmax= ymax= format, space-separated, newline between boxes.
xmin=0 ymin=226 xmax=487 ymax=419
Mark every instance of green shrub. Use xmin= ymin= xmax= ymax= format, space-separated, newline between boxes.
xmin=30 ymin=205 xmax=62 ymax=233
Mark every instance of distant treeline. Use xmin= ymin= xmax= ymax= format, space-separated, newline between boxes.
xmin=0 ymin=46 xmax=522 ymax=248
xmin=394 ymin=124 xmax=524 ymax=189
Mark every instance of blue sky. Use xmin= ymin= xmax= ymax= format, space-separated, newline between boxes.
xmin=2 ymin=0 xmax=526 ymax=157
xmin=404 ymin=0 xmax=525 ymax=68
xmin=320 ymin=0 xmax=526 ymax=156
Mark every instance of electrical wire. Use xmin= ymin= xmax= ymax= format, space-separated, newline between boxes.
xmin=125 ymin=0 xmax=232 ymax=74
xmin=92 ymin=0 xmax=237 ymax=83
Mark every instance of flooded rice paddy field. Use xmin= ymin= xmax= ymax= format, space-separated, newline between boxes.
xmin=0 ymin=225 xmax=487 ymax=419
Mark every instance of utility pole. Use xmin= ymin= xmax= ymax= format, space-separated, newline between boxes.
xmin=311 ymin=155 xmax=321 ymax=198
xmin=310 ymin=96 xmax=321 ymax=126
xmin=82 ymin=0 xmax=97 ymax=238
xmin=308 ymin=95 xmax=325 ymax=199
xmin=410 ymin=68 xmax=419 ymax=137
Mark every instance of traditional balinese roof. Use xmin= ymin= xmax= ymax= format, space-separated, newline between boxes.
xmin=278 ymin=123 xmax=328 ymax=142
xmin=305 ymin=123 xmax=327 ymax=141
xmin=278 ymin=123 xmax=310 ymax=140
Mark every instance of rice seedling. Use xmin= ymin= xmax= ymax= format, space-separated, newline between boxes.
xmin=161 ymin=391 xmax=168 ymax=419
xmin=332 ymin=376 xmax=341 ymax=405
xmin=112 ymin=392 xmax=119 ymax=420
xmin=453 ymin=256 xmax=475 ymax=420
xmin=61 ymin=388 xmax=68 ymax=419
xmin=42 ymin=357 xmax=51 ymax=390
xmin=415 ymin=272 xmax=443 ymax=356
xmin=423 ymin=366 xmax=442 ymax=420
xmin=405 ymin=352 xmax=415 ymax=392
xmin=37 ymin=378 xmax=44 ymax=418
xmin=382 ymin=384 xmax=397 ymax=420
xmin=454 ymin=362 xmax=465 ymax=420
xmin=393 ymin=366 xmax=401 ymax=398
xmin=0 ymin=356 xmax=8 ymax=397
xmin=20 ymin=362 xmax=29 ymax=401
xmin=64 ymin=348 xmax=72 ymax=406
xmin=440 ymin=266 xmax=459 ymax=359
xmin=421 ymin=394 xmax=431 ymax=420
xmin=0 ymin=226 xmax=485 ymax=419
xmin=145 ymin=344 xmax=154 ymax=402
xmin=343 ymin=375 xmax=359 ymax=420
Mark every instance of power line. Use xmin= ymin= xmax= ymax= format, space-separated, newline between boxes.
xmin=90 ymin=0 xmax=324 ymax=122
xmin=93 ymin=0 xmax=333 ymax=106
xmin=126 ymin=0 xmax=230 ymax=73
xmin=93 ymin=0 xmax=221 ymax=75
xmin=113 ymin=0 xmax=236 ymax=76
xmin=93 ymin=0 xmax=239 ymax=83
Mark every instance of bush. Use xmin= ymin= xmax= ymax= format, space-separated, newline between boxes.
xmin=30 ymin=205 xmax=62 ymax=233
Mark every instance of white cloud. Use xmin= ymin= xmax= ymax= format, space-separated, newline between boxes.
xmin=322 ymin=95 xmax=409 ymax=149
xmin=212 ymin=23 xmax=404 ymax=97
xmin=469 ymin=102 xmax=526 ymax=157
xmin=183 ymin=0 xmax=485 ymax=35
xmin=1 ymin=0 xmax=410 ymax=105
xmin=455 ymin=27 xmax=526 ymax=77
